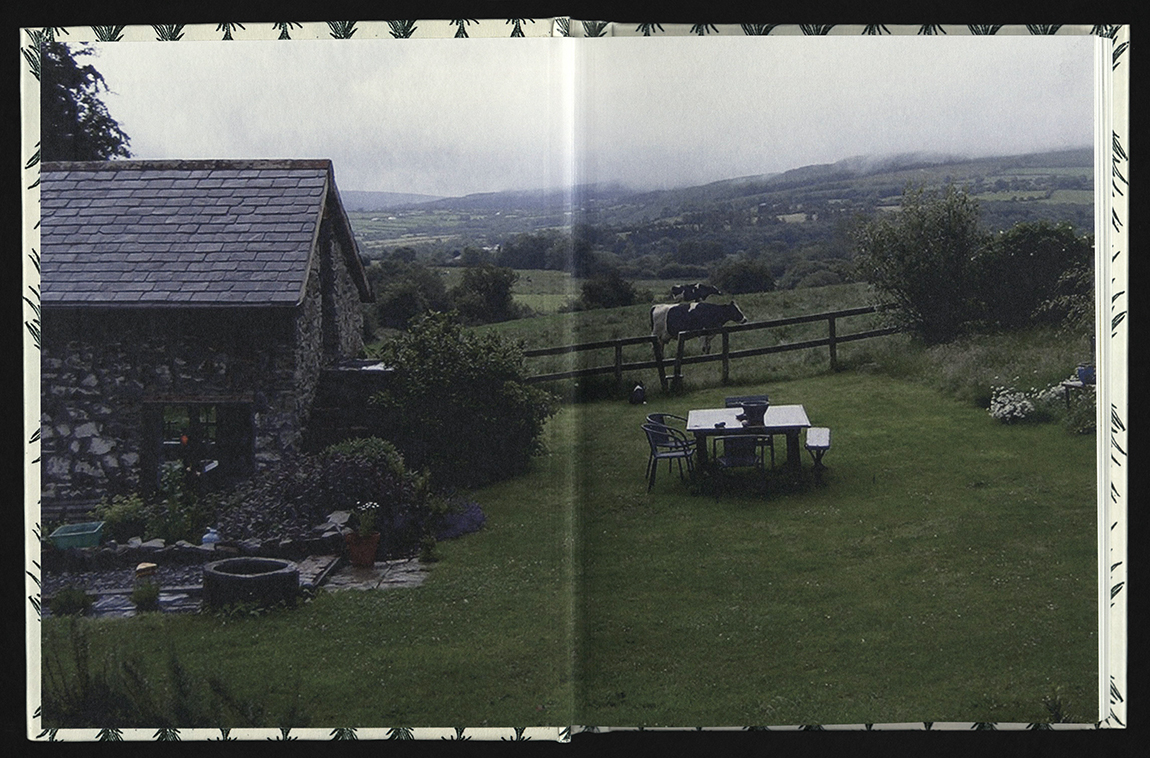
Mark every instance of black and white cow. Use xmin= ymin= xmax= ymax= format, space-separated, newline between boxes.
xmin=670 ymin=282 xmax=722 ymax=302
xmin=650 ymin=300 xmax=748 ymax=354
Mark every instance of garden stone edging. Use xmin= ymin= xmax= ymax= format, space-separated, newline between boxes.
xmin=41 ymin=530 xmax=348 ymax=574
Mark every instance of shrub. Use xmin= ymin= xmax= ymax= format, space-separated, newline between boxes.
xmin=577 ymin=269 xmax=645 ymax=310
xmin=370 ymin=312 xmax=556 ymax=488
xmin=145 ymin=462 xmax=216 ymax=545
xmin=215 ymin=438 xmax=432 ymax=560
xmin=92 ymin=462 xmax=215 ymax=545
xmin=1064 ymin=384 xmax=1096 ymax=435
xmin=711 ymin=257 xmax=776 ymax=294
xmin=974 ymin=221 xmax=1093 ymax=330
xmin=130 ymin=580 xmax=161 ymax=612
xmin=450 ymin=263 xmax=522 ymax=324
xmin=369 ymin=259 xmax=452 ymax=330
xmin=48 ymin=587 xmax=95 ymax=617
xmin=93 ymin=492 xmax=149 ymax=543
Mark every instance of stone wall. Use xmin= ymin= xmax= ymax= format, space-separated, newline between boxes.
xmin=41 ymin=219 xmax=367 ymax=513
xmin=41 ymin=308 xmax=303 ymax=510
xmin=322 ymin=210 xmax=367 ymax=361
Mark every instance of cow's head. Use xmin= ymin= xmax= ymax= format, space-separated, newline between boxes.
xmin=727 ymin=301 xmax=748 ymax=324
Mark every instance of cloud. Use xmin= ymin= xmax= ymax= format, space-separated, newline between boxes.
xmin=90 ymin=35 xmax=1094 ymax=196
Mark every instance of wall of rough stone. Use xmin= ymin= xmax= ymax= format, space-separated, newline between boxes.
xmin=41 ymin=220 xmax=368 ymax=513
xmin=40 ymin=308 xmax=299 ymax=508
xmin=322 ymin=208 xmax=367 ymax=362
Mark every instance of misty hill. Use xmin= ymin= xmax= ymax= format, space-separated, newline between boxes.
xmin=340 ymin=190 xmax=444 ymax=211
xmin=346 ymin=147 xmax=1094 ymax=261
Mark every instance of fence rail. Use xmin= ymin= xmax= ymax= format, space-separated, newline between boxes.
xmin=523 ymin=304 xmax=900 ymax=389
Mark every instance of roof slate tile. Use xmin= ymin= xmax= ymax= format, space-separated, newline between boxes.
xmin=41 ymin=160 xmax=345 ymax=308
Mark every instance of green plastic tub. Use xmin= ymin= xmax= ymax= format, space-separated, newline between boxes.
xmin=49 ymin=521 xmax=105 ymax=549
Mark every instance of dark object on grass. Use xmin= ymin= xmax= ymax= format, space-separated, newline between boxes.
xmin=629 ymin=382 xmax=646 ymax=405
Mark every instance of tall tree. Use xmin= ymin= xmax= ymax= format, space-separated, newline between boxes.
xmin=854 ymin=184 xmax=987 ymax=344
xmin=40 ymin=42 xmax=131 ymax=161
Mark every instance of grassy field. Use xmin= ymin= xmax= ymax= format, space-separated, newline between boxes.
xmin=42 ymin=335 xmax=1098 ymax=728
xmin=472 ymin=283 xmax=888 ymax=390
xmin=573 ymin=372 xmax=1096 ymax=726
xmin=432 ymin=267 xmax=733 ymax=316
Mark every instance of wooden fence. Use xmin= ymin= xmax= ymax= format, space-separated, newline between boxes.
xmin=523 ymin=304 xmax=901 ymax=390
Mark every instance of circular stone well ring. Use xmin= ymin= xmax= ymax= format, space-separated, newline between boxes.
xmin=202 ymin=557 xmax=300 ymax=610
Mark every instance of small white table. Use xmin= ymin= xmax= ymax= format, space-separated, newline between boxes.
xmin=686 ymin=405 xmax=811 ymax=472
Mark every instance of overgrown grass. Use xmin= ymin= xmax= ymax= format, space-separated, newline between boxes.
xmin=42 ymin=360 xmax=1096 ymax=728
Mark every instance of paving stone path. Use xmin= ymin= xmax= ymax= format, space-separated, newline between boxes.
xmin=41 ymin=555 xmax=429 ymax=618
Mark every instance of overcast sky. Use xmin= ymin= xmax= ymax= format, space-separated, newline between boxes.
xmin=87 ymin=35 xmax=1096 ymax=197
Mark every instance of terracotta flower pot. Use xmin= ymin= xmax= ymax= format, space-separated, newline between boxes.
xmin=345 ymin=532 xmax=381 ymax=568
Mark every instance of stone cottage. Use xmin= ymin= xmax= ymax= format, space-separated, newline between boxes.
xmin=39 ymin=159 xmax=374 ymax=515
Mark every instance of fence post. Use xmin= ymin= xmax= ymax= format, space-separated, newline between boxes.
xmin=721 ymin=330 xmax=730 ymax=384
xmin=614 ymin=342 xmax=623 ymax=386
xmin=653 ymin=338 xmax=668 ymax=391
xmin=828 ymin=315 xmax=837 ymax=371
xmin=672 ymin=334 xmax=686 ymax=392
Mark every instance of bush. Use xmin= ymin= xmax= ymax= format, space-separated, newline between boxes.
xmin=368 ymin=259 xmax=452 ymax=330
xmin=130 ymin=580 xmax=161 ymax=612
xmin=854 ymin=184 xmax=988 ymax=344
xmin=93 ymin=492 xmax=149 ymax=543
xmin=370 ymin=312 xmax=556 ymax=488
xmin=215 ymin=438 xmax=432 ymax=560
xmin=577 ymin=269 xmax=646 ymax=310
xmin=92 ymin=462 xmax=215 ymax=544
xmin=1064 ymin=384 xmax=1096 ymax=435
xmin=48 ymin=587 xmax=95 ymax=617
xmin=145 ymin=462 xmax=217 ymax=545
xmin=711 ymin=257 xmax=776 ymax=294
xmin=975 ymin=221 xmax=1093 ymax=330
xmin=450 ymin=263 xmax=522 ymax=324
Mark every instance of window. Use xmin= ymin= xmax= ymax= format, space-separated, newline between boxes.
xmin=142 ymin=402 xmax=253 ymax=491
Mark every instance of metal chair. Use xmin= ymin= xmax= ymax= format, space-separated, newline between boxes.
xmin=642 ymin=422 xmax=696 ymax=491
xmin=647 ymin=412 xmax=689 ymax=430
xmin=711 ymin=435 xmax=773 ymax=471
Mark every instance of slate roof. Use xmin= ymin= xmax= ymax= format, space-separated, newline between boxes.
xmin=40 ymin=159 xmax=370 ymax=307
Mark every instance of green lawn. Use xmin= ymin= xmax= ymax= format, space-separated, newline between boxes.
xmin=573 ymin=372 xmax=1096 ymax=726
xmin=42 ymin=366 xmax=1096 ymax=729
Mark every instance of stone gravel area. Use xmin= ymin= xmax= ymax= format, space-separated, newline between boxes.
xmin=43 ymin=563 xmax=206 ymax=597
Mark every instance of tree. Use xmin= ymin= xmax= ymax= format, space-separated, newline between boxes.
xmin=368 ymin=259 xmax=451 ymax=330
xmin=711 ymin=257 xmax=775 ymax=294
xmin=854 ymin=184 xmax=987 ymax=344
xmin=41 ymin=42 xmax=131 ymax=161
xmin=577 ymin=268 xmax=643 ymax=310
xmin=976 ymin=221 xmax=1093 ymax=330
xmin=450 ymin=263 xmax=520 ymax=324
